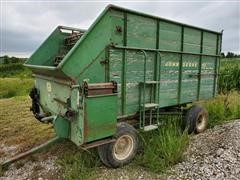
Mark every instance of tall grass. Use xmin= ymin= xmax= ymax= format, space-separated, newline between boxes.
xmin=200 ymin=91 xmax=240 ymax=127
xmin=57 ymin=148 xmax=100 ymax=180
xmin=0 ymin=63 xmax=32 ymax=78
xmin=135 ymin=117 xmax=189 ymax=172
xmin=0 ymin=78 xmax=34 ymax=98
xmin=56 ymin=118 xmax=189 ymax=179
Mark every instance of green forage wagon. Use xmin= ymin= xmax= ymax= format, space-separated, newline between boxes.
xmin=24 ymin=5 xmax=222 ymax=167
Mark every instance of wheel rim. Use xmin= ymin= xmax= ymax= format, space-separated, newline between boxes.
xmin=113 ymin=135 xmax=134 ymax=161
xmin=196 ymin=114 xmax=207 ymax=132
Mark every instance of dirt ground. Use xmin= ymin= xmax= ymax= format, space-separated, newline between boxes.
xmin=1 ymin=97 xmax=240 ymax=179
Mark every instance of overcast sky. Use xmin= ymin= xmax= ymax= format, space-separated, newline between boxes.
xmin=1 ymin=0 xmax=239 ymax=57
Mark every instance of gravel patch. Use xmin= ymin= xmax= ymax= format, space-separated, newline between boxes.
xmin=0 ymin=144 xmax=19 ymax=162
xmin=0 ymin=156 xmax=61 ymax=180
xmin=168 ymin=119 xmax=240 ymax=180
xmin=96 ymin=166 xmax=165 ymax=180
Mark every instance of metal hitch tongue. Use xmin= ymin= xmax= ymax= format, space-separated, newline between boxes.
xmin=1 ymin=137 xmax=62 ymax=169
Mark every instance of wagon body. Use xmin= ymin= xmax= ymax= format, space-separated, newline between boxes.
xmin=25 ymin=5 xmax=222 ymax=146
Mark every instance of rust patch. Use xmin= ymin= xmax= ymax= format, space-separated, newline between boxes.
xmin=81 ymin=138 xmax=116 ymax=150
xmin=83 ymin=102 xmax=88 ymax=143
xmin=84 ymin=82 xmax=117 ymax=96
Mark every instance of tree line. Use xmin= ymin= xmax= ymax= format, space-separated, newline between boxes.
xmin=0 ymin=55 xmax=27 ymax=64
xmin=221 ymin=52 xmax=240 ymax=58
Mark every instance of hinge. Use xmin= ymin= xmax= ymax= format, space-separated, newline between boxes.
xmin=100 ymin=59 xmax=109 ymax=65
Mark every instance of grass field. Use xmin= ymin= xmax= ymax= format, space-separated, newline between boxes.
xmin=0 ymin=97 xmax=54 ymax=159
xmin=0 ymin=78 xmax=34 ymax=99
xmin=0 ymin=63 xmax=32 ymax=78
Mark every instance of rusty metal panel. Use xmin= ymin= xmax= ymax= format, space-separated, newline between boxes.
xmin=84 ymin=82 xmax=117 ymax=96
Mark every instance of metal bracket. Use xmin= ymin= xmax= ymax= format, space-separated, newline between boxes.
xmin=116 ymin=25 xmax=122 ymax=33
xmin=100 ymin=59 xmax=109 ymax=65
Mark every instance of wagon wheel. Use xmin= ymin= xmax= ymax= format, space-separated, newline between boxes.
xmin=183 ymin=105 xmax=208 ymax=134
xmin=97 ymin=122 xmax=139 ymax=168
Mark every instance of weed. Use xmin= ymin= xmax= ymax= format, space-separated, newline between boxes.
xmin=15 ymin=162 xmax=25 ymax=169
xmin=57 ymin=148 xmax=100 ymax=180
xmin=135 ymin=117 xmax=189 ymax=172
xmin=199 ymin=91 xmax=240 ymax=127
xmin=0 ymin=165 xmax=4 ymax=177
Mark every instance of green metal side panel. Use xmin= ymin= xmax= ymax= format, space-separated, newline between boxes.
xmin=127 ymin=14 xmax=157 ymax=49
xmin=26 ymin=27 xmax=67 ymax=66
xmin=180 ymin=54 xmax=199 ymax=103
xmin=70 ymin=113 xmax=84 ymax=146
xmin=108 ymin=8 xmax=221 ymax=117
xmin=54 ymin=116 xmax=70 ymax=138
xmin=34 ymin=76 xmax=84 ymax=146
xmin=110 ymin=10 xmax=124 ymax=46
xmin=199 ymin=56 xmax=216 ymax=99
xmin=183 ymin=27 xmax=201 ymax=53
xmin=158 ymin=53 xmax=180 ymax=107
xmin=202 ymin=32 xmax=217 ymax=55
xmin=62 ymin=11 xmax=112 ymax=79
xmin=125 ymin=51 xmax=154 ymax=114
xmin=109 ymin=48 xmax=155 ymax=115
xmin=78 ymin=50 xmax=106 ymax=83
xmin=35 ymin=77 xmax=71 ymax=114
xmin=159 ymin=21 xmax=182 ymax=51
xmin=109 ymin=49 xmax=123 ymax=115
xmin=84 ymin=94 xmax=117 ymax=142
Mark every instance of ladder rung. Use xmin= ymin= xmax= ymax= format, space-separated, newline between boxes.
xmin=145 ymin=81 xmax=160 ymax=84
xmin=143 ymin=124 xmax=158 ymax=131
xmin=142 ymin=103 xmax=159 ymax=108
xmin=140 ymin=81 xmax=160 ymax=84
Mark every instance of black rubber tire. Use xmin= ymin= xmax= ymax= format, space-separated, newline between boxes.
xmin=97 ymin=143 xmax=112 ymax=167
xmin=183 ymin=105 xmax=208 ymax=134
xmin=97 ymin=122 xmax=139 ymax=168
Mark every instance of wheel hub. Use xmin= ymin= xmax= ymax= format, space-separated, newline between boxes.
xmin=196 ymin=114 xmax=207 ymax=132
xmin=113 ymin=135 xmax=134 ymax=161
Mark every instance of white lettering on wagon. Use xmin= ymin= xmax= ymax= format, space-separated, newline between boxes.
xmin=164 ymin=61 xmax=198 ymax=68
xmin=46 ymin=81 xmax=52 ymax=92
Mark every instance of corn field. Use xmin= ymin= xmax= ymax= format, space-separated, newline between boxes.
xmin=219 ymin=58 xmax=240 ymax=93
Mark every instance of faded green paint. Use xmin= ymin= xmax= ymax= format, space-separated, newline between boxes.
xmin=84 ymin=94 xmax=118 ymax=142
xmin=34 ymin=77 xmax=71 ymax=115
xmin=26 ymin=27 xmax=67 ymax=67
xmin=54 ymin=116 xmax=70 ymax=138
xmin=25 ymin=5 xmax=222 ymax=146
